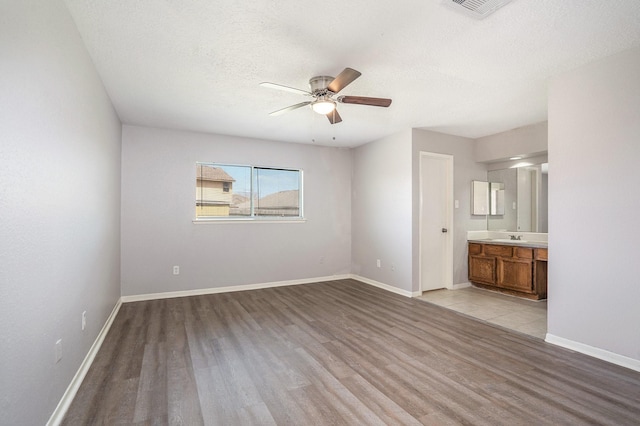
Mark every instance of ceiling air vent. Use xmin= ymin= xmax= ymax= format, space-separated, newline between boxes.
xmin=444 ymin=0 xmax=513 ymax=19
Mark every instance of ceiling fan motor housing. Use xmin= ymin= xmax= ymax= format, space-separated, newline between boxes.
xmin=309 ymin=76 xmax=335 ymax=95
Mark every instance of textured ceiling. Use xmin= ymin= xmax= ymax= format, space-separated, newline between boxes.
xmin=63 ymin=0 xmax=640 ymax=147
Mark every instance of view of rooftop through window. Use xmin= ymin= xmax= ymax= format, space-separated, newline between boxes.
xmin=196 ymin=163 xmax=301 ymax=218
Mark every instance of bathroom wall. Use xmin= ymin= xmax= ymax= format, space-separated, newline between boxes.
xmin=474 ymin=121 xmax=548 ymax=163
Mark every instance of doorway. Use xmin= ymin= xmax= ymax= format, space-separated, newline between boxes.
xmin=419 ymin=152 xmax=453 ymax=292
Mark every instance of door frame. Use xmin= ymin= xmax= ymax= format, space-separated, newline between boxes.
xmin=419 ymin=151 xmax=454 ymax=293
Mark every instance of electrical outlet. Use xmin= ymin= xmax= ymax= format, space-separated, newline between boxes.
xmin=391 ymin=264 xmax=396 ymax=271
xmin=82 ymin=311 xmax=86 ymax=331
xmin=173 ymin=265 xmax=180 ymax=275
xmin=319 ymin=257 xmax=325 ymax=264
xmin=55 ymin=339 xmax=62 ymax=363
xmin=376 ymin=259 xmax=381 ymax=268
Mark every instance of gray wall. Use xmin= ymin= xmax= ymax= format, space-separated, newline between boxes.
xmin=121 ymin=125 xmax=352 ymax=296
xmin=474 ymin=121 xmax=548 ymax=162
xmin=351 ymin=131 xmax=414 ymax=292
xmin=539 ymin=172 xmax=548 ymax=233
xmin=0 ymin=0 xmax=122 ymax=424
xmin=351 ymin=129 xmax=487 ymax=294
xmin=412 ymin=129 xmax=488 ymax=290
xmin=548 ymin=46 xmax=640 ymax=361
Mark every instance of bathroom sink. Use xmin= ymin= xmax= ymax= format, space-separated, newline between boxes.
xmin=488 ymin=238 xmax=529 ymax=243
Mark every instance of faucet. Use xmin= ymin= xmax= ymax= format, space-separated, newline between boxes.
xmin=509 ymin=235 xmax=522 ymax=240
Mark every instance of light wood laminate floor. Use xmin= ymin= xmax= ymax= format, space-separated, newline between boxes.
xmin=63 ymin=279 xmax=640 ymax=425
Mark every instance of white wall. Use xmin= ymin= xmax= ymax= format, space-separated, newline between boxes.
xmin=475 ymin=121 xmax=548 ymax=163
xmin=548 ymin=46 xmax=640 ymax=362
xmin=351 ymin=131 xmax=413 ymax=292
xmin=121 ymin=125 xmax=351 ymax=296
xmin=0 ymin=1 xmax=122 ymax=424
xmin=412 ymin=129 xmax=488 ymax=289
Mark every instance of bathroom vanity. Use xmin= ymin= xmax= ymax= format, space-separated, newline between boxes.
xmin=468 ymin=240 xmax=547 ymax=300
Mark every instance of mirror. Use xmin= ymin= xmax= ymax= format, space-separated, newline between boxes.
xmin=487 ymin=163 xmax=548 ymax=232
xmin=490 ymin=182 xmax=505 ymax=215
xmin=471 ymin=180 xmax=489 ymax=215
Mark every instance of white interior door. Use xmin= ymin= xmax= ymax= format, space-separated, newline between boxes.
xmin=420 ymin=152 xmax=453 ymax=292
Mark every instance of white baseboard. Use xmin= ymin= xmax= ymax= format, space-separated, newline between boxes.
xmin=545 ymin=333 xmax=640 ymax=373
xmin=349 ymin=274 xmax=417 ymax=298
xmin=121 ymin=274 xmax=351 ymax=303
xmin=123 ymin=274 xmax=419 ymax=304
xmin=47 ymin=299 xmax=122 ymax=426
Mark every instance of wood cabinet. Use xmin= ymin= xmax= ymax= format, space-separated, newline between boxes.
xmin=468 ymin=242 xmax=547 ymax=300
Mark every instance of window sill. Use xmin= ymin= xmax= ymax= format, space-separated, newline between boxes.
xmin=193 ymin=218 xmax=306 ymax=224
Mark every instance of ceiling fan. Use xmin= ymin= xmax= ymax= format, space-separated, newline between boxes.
xmin=260 ymin=67 xmax=392 ymax=124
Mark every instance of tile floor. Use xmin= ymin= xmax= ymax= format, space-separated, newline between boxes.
xmin=416 ymin=286 xmax=547 ymax=339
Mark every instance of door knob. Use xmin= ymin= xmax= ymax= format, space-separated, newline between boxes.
xmin=441 ymin=228 xmax=448 ymax=233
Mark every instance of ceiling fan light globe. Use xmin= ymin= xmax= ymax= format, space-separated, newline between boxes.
xmin=312 ymin=100 xmax=336 ymax=115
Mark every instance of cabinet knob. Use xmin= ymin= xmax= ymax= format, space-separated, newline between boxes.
xmin=441 ymin=228 xmax=448 ymax=233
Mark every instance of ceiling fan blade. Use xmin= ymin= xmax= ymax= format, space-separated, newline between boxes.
xmin=260 ymin=82 xmax=311 ymax=96
xmin=269 ymin=101 xmax=311 ymax=116
xmin=326 ymin=109 xmax=342 ymax=124
xmin=327 ymin=68 xmax=361 ymax=93
xmin=337 ymin=95 xmax=392 ymax=107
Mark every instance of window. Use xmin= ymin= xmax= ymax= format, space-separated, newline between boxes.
xmin=195 ymin=162 xmax=302 ymax=219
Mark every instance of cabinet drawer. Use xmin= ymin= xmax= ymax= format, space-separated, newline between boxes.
xmin=484 ymin=244 xmax=512 ymax=257
xmin=469 ymin=243 xmax=483 ymax=255
xmin=515 ymin=247 xmax=533 ymax=259
xmin=535 ymin=248 xmax=548 ymax=261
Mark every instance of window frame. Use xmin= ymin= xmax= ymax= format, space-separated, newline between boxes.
xmin=194 ymin=162 xmax=304 ymax=223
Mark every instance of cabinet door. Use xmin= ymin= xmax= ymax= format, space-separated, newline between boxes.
xmin=497 ymin=258 xmax=533 ymax=293
xmin=469 ymin=255 xmax=496 ymax=285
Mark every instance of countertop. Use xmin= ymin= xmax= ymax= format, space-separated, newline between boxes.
xmin=468 ymin=239 xmax=548 ymax=248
